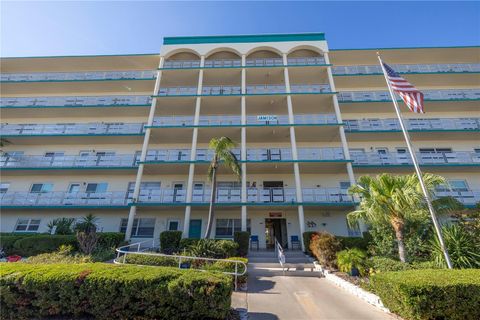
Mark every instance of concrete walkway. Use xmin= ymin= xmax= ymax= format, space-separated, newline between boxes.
xmin=246 ymin=268 xmax=396 ymax=320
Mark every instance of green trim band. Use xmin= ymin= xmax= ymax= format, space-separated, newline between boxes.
xmin=140 ymin=159 xmax=351 ymax=165
xmin=145 ymin=123 xmax=343 ymax=129
xmin=132 ymin=201 xmax=355 ymax=207
xmin=1 ymin=205 xmax=129 ymax=209
xmin=163 ymin=33 xmax=325 ymax=45
xmin=153 ymin=91 xmax=337 ymax=98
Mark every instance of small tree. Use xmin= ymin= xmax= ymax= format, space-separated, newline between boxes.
xmin=47 ymin=218 xmax=75 ymax=235
xmin=75 ymin=214 xmax=99 ymax=254
xmin=348 ymin=173 xmax=445 ymax=263
xmin=204 ymin=137 xmax=241 ymax=239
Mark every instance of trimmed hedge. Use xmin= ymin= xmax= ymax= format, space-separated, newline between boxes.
xmin=234 ymin=231 xmax=250 ymax=257
xmin=302 ymin=231 xmax=318 ymax=255
xmin=179 ymin=238 xmax=238 ymax=258
xmin=0 ymin=263 xmax=232 ymax=319
xmin=160 ymin=231 xmax=182 ymax=254
xmin=370 ymin=269 xmax=480 ymax=320
xmin=124 ymin=253 xmax=178 ymax=267
xmin=0 ymin=233 xmax=125 ymax=256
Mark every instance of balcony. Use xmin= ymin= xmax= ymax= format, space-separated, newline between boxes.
xmin=156 ymin=84 xmax=332 ymax=96
xmin=134 ymin=187 xmax=354 ymax=205
xmin=149 ymin=113 xmax=338 ymax=128
xmin=433 ymin=190 xmax=480 ymax=206
xmin=338 ymin=89 xmax=480 ymax=103
xmin=351 ymin=151 xmax=480 ymax=170
xmin=344 ymin=118 xmax=480 ymax=132
xmin=0 ymin=191 xmax=129 ymax=208
xmin=333 ymin=63 xmax=480 ymax=76
xmin=1 ymin=122 xmax=145 ymax=136
xmin=161 ymin=57 xmax=327 ymax=69
xmin=0 ymin=70 xmax=157 ymax=82
xmin=0 ymin=95 xmax=152 ymax=108
xmin=1 ymin=154 xmax=138 ymax=170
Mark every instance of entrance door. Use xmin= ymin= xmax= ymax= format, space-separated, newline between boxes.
xmin=265 ymin=218 xmax=288 ymax=249
xmin=189 ymin=219 xmax=202 ymax=239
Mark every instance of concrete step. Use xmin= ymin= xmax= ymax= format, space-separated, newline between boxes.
xmin=249 ymin=262 xmax=321 ymax=277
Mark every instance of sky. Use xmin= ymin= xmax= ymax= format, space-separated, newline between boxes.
xmin=1 ymin=1 xmax=479 ymax=57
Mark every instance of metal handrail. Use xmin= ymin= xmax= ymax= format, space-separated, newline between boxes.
xmin=114 ymin=240 xmax=247 ymax=290
xmin=275 ymin=238 xmax=286 ymax=275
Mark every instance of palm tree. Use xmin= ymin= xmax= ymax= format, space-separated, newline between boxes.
xmin=204 ymin=137 xmax=241 ymax=239
xmin=347 ymin=173 xmax=445 ymax=262
xmin=0 ymin=138 xmax=10 ymax=154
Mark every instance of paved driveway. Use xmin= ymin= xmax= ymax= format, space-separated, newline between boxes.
xmin=247 ymin=269 xmax=396 ymax=320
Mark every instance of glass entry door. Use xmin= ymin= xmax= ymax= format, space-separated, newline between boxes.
xmin=265 ymin=218 xmax=288 ymax=249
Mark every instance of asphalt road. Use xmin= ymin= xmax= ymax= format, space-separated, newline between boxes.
xmin=247 ymin=269 xmax=396 ymax=320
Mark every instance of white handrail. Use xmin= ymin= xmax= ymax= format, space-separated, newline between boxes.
xmin=114 ymin=241 xmax=247 ymax=290
xmin=275 ymin=238 xmax=286 ymax=275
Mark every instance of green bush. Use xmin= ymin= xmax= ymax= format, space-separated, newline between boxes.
xmin=0 ymin=234 xmax=35 ymax=255
xmin=216 ymin=240 xmax=238 ymax=258
xmin=12 ymin=234 xmax=77 ymax=256
xmin=336 ymin=248 xmax=367 ymax=276
xmin=337 ymin=236 xmax=370 ymax=251
xmin=160 ymin=231 xmax=183 ymax=254
xmin=97 ymin=232 xmax=125 ymax=250
xmin=370 ymin=257 xmax=412 ymax=272
xmin=309 ymin=232 xmax=341 ymax=268
xmin=302 ymin=231 xmax=319 ymax=255
xmin=124 ymin=253 xmax=178 ymax=267
xmin=0 ymin=263 xmax=232 ymax=319
xmin=207 ymin=257 xmax=249 ymax=284
xmin=179 ymin=238 xmax=200 ymax=250
xmin=370 ymin=269 xmax=480 ymax=320
xmin=26 ymin=245 xmax=93 ymax=264
xmin=234 ymin=231 xmax=250 ymax=257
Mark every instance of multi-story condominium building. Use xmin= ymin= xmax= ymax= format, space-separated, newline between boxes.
xmin=1 ymin=33 xmax=479 ymax=250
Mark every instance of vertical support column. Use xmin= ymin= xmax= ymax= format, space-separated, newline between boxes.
xmin=125 ymin=56 xmax=165 ymax=241
xmin=183 ymin=56 xmax=205 ymax=238
xmin=283 ymin=53 xmax=305 ymax=251
xmin=324 ymin=52 xmax=356 ymax=187
xmin=241 ymin=54 xmax=248 ymax=231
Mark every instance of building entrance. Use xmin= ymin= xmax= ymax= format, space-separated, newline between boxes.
xmin=265 ymin=218 xmax=288 ymax=249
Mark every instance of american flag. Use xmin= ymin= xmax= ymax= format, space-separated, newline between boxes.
xmin=383 ymin=62 xmax=425 ymax=113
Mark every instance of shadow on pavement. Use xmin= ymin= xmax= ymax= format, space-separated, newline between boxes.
xmin=247 ymin=277 xmax=277 ymax=294
xmin=248 ymin=312 xmax=279 ymax=320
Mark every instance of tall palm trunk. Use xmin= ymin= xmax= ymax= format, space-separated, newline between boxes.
xmin=391 ymin=218 xmax=406 ymax=262
xmin=204 ymin=160 xmax=218 ymax=239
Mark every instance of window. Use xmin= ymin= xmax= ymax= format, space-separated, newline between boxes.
xmin=339 ymin=181 xmax=351 ymax=190
xmin=0 ymin=183 xmax=10 ymax=193
xmin=449 ymin=180 xmax=469 ymax=192
xmin=120 ymin=218 xmax=155 ymax=237
xmin=44 ymin=152 xmax=64 ymax=157
xmin=419 ymin=148 xmax=452 ymax=153
xmin=346 ymin=219 xmax=361 ymax=237
xmin=30 ymin=183 xmax=53 ymax=193
xmin=68 ymin=183 xmax=81 ymax=193
xmin=14 ymin=218 xmax=41 ymax=232
xmin=215 ymin=219 xmax=251 ymax=238
xmin=85 ymin=183 xmax=108 ymax=193
xmin=127 ymin=182 xmax=161 ymax=192
xmin=167 ymin=219 xmax=180 ymax=231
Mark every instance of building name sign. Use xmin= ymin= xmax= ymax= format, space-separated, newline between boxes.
xmin=269 ymin=212 xmax=283 ymax=218
xmin=257 ymin=115 xmax=277 ymax=122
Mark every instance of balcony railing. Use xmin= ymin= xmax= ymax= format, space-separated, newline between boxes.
xmin=433 ymin=190 xmax=480 ymax=206
xmin=0 ymin=70 xmax=157 ymax=82
xmin=0 ymin=95 xmax=152 ymax=108
xmin=351 ymin=151 xmax=480 ymax=166
xmin=144 ymin=147 xmax=345 ymax=162
xmin=134 ymin=187 xmax=354 ymax=204
xmin=344 ymin=118 xmax=480 ymax=132
xmin=338 ymin=89 xmax=480 ymax=102
xmin=150 ymin=114 xmax=338 ymax=127
xmin=1 ymin=154 xmax=138 ymax=169
xmin=333 ymin=63 xmax=480 ymax=75
xmin=1 ymin=122 xmax=145 ymax=136
xmin=0 ymin=191 xmax=129 ymax=207
xmin=162 ymin=57 xmax=327 ymax=69
xmin=157 ymin=84 xmax=332 ymax=96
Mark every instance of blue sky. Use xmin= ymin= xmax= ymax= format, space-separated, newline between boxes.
xmin=1 ymin=1 xmax=479 ymax=57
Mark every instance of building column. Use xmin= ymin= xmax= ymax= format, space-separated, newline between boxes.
xmin=241 ymin=54 xmax=248 ymax=231
xmin=324 ymin=52 xmax=356 ymax=187
xmin=183 ymin=56 xmax=205 ymax=238
xmin=125 ymin=56 xmax=165 ymax=241
xmin=283 ymin=53 xmax=305 ymax=251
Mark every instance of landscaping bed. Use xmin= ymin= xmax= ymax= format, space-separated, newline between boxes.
xmin=0 ymin=263 xmax=233 ymax=319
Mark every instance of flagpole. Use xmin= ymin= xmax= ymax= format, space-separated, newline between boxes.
xmin=377 ymin=53 xmax=453 ymax=269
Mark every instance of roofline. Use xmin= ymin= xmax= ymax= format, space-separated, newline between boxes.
xmin=330 ymin=45 xmax=480 ymax=51
xmin=0 ymin=52 xmax=160 ymax=60
xmin=163 ymin=33 xmax=326 ymax=45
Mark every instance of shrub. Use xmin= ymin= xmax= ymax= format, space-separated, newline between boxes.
xmin=337 ymin=236 xmax=370 ymax=251
xmin=0 ymin=263 xmax=233 ymax=319
xmin=370 ymin=269 xmax=480 ymax=320
xmin=179 ymin=238 xmax=200 ymax=250
xmin=336 ymin=248 xmax=367 ymax=276
xmin=0 ymin=234 xmax=35 ymax=255
xmin=12 ymin=234 xmax=77 ymax=256
xmin=309 ymin=232 xmax=341 ymax=268
xmin=160 ymin=231 xmax=183 ymax=254
xmin=234 ymin=231 xmax=250 ymax=257
xmin=431 ymin=224 xmax=480 ymax=268
xmin=302 ymin=231 xmax=319 ymax=255
xmin=216 ymin=240 xmax=238 ymax=258
xmin=47 ymin=217 xmax=75 ymax=235
xmin=97 ymin=232 xmax=125 ymax=250
xmin=208 ymin=257 xmax=248 ymax=284
xmin=188 ymin=239 xmax=225 ymax=258
xmin=369 ymin=257 xmax=412 ymax=273
xmin=124 ymin=253 xmax=178 ymax=267
xmin=26 ymin=245 xmax=93 ymax=264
